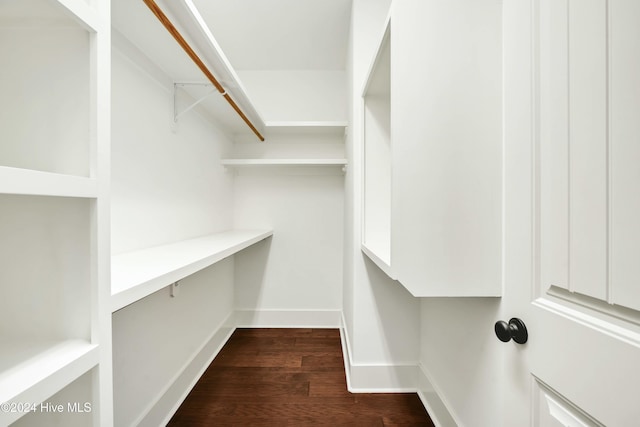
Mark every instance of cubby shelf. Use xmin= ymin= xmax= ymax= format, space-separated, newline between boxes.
xmin=0 ymin=167 xmax=97 ymax=198
xmin=0 ymin=339 xmax=98 ymax=426
xmin=2 ymin=0 xmax=110 ymax=421
xmin=111 ymin=229 xmax=273 ymax=312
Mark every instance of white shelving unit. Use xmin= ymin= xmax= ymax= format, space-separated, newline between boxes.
xmin=361 ymin=13 xmax=392 ymax=275
xmin=0 ymin=0 xmax=111 ymax=425
xmin=112 ymin=0 xmax=265 ymax=139
xmin=112 ymin=0 xmax=348 ymax=165
xmin=111 ymin=230 xmax=273 ymax=312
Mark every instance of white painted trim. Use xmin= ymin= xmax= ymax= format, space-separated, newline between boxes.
xmin=340 ymin=313 xmax=418 ymax=393
xmin=133 ymin=312 xmax=236 ymax=427
xmin=235 ymin=309 xmax=342 ymax=328
xmin=339 ymin=313 xmax=355 ymax=390
xmin=416 ymin=363 xmax=462 ymax=427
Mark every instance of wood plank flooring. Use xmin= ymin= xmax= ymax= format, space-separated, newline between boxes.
xmin=168 ymin=328 xmax=435 ymax=426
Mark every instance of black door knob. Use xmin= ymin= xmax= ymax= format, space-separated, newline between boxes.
xmin=494 ymin=318 xmax=528 ymax=344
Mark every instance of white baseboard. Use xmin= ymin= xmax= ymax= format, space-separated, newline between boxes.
xmin=339 ymin=313 xmax=418 ymax=392
xmin=416 ymin=363 xmax=460 ymax=427
xmin=348 ymin=363 xmax=418 ymax=392
xmin=135 ymin=313 xmax=236 ymax=427
xmin=235 ymin=309 xmax=342 ymax=328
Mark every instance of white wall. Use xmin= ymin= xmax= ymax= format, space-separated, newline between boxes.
xmin=420 ymin=299 xmax=502 ymax=426
xmin=111 ymin=43 xmax=234 ymax=255
xmin=233 ymin=168 xmax=344 ymax=322
xmin=344 ymin=0 xmax=421 ymax=390
xmin=230 ymin=64 xmax=347 ymax=327
xmin=110 ymin=41 xmax=236 ymax=426
xmin=237 ymin=70 xmax=347 ymax=122
xmin=0 ymin=27 xmax=89 ymax=176
xmin=112 ymin=261 xmax=234 ymax=427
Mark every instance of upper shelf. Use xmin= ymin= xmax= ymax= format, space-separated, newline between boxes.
xmin=262 ymin=121 xmax=348 ymax=137
xmin=111 ymin=229 xmax=273 ymax=312
xmin=112 ymin=0 xmax=265 ymax=138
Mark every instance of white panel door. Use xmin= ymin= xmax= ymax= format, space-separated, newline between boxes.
xmin=503 ymin=0 xmax=640 ymax=425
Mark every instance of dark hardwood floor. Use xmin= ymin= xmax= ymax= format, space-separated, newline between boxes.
xmin=168 ymin=328 xmax=434 ymax=426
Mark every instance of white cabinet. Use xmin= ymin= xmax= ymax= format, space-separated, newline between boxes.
xmin=391 ymin=0 xmax=502 ymax=297
xmin=362 ymin=0 xmax=502 ymax=297
xmin=0 ymin=0 xmax=112 ymax=425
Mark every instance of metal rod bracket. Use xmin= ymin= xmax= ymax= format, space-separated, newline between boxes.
xmin=173 ymin=82 xmax=217 ymax=122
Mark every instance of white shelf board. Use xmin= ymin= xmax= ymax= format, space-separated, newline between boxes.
xmin=111 ymin=229 xmax=273 ymax=312
xmin=221 ymin=159 xmax=348 ymax=167
xmin=0 ymin=166 xmax=97 ymax=198
xmin=361 ymin=243 xmax=396 ymax=280
xmin=0 ymin=339 xmax=98 ymax=426
xmin=262 ymin=121 xmax=348 ymax=137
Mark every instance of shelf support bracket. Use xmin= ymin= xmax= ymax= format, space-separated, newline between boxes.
xmin=170 ymin=281 xmax=180 ymax=297
xmin=173 ymin=82 xmax=217 ymax=123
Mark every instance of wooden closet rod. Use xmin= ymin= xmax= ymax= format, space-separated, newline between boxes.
xmin=143 ymin=0 xmax=265 ymax=141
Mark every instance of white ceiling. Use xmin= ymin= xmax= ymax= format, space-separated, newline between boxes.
xmin=191 ymin=0 xmax=353 ymax=71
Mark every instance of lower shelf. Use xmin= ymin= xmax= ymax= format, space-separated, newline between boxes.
xmin=111 ymin=229 xmax=274 ymax=312
xmin=0 ymin=339 xmax=99 ymax=426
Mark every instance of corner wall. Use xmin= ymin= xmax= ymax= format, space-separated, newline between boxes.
xmin=343 ymin=0 xmax=421 ymax=391
xmin=232 ymin=168 xmax=345 ymax=327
